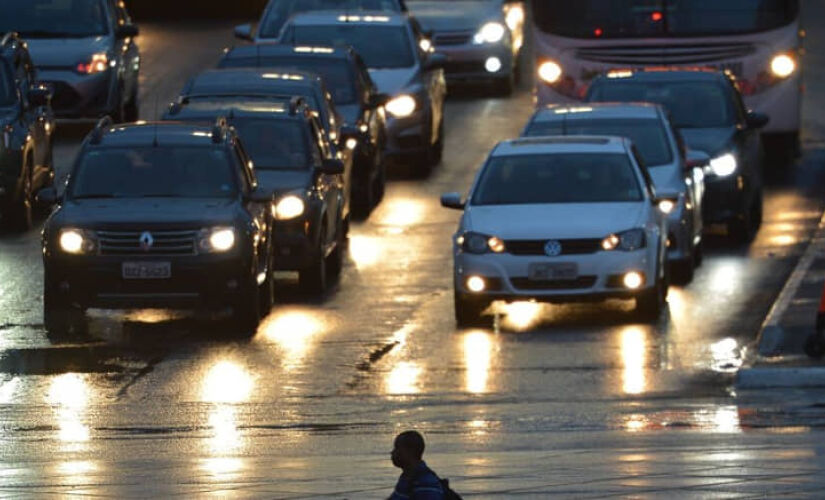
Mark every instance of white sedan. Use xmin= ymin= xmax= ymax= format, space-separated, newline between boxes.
xmin=441 ymin=136 xmax=669 ymax=326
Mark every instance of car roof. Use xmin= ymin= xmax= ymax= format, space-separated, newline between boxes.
xmin=286 ymin=10 xmax=407 ymax=27
xmin=185 ymin=68 xmax=322 ymax=96
xmin=89 ymin=122 xmax=229 ymax=148
xmin=224 ymin=43 xmax=354 ymax=62
xmin=532 ymin=103 xmax=662 ymax=122
xmin=170 ymin=99 xmax=303 ymax=121
xmin=492 ymin=136 xmax=630 ymax=157
xmin=594 ymin=68 xmax=727 ymax=84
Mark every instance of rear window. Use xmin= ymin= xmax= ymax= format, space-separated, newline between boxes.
xmin=282 ymin=24 xmax=415 ymax=69
xmin=258 ymin=0 xmax=404 ymax=39
xmin=472 ymin=153 xmax=643 ymax=206
xmin=230 ymin=118 xmax=310 ymax=169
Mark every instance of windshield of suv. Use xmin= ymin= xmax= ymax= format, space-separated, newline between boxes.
xmin=231 ymin=118 xmax=310 ymax=169
xmin=258 ymin=0 xmax=404 ymax=38
xmin=0 ymin=0 xmax=109 ymax=38
xmin=472 ymin=153 xmax=643 ymax=205
xmin=525 ymin=118 xmax=674 ymax=166
xmin=587 ymin=80 xmax=736 ymax=128
xmin=71 ymin=147 xmax=237 ymax=199
xmin=283 ymin=25 xmax=415 ymax=69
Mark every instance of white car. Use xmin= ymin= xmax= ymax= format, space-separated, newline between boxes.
xmin=441 ymin=136 xmax=669 ymax=326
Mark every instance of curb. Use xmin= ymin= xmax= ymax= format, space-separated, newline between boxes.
xmin=737 ymin=366 xmax=825 ymax=389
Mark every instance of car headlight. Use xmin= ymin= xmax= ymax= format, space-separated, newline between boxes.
xmin=504 ymin=3 xmax=524 ymax=31
xmin=198 ymin=227 xmax=236 ymax=253
xmin=275 ymin=195 xmax=306 ymax=220
xmin=537 ymin=60 xmax=563 ymax=84
xmin=76 ymin=52 xmax=109 ymax=75
xmin=657 ymin=198 xmax=679 ymax=215
xmin=602 ymin=228 xmax=646 ymax=252
xmin=457 ymin=232 xmax=506 ymax=254
xmin=385 ymin=95 xmax=416 ymax=118
xmin=770 ymin=53 xmax=797 ymax=78
xmin=708 ymin=153 xmax=737 ymax=177
xmin=58 ymin=228 xmax=96 ymax=255
xmin=473 ymin=22 xmax=506 ymax=44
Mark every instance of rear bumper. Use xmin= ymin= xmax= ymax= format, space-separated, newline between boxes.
xmin=38 ymin=68 xmax=117 ymax=119
xmin=438 ymin=44 xmax=514 ymax=83
xmin=702 ymin=175 xmax=746 ymax=224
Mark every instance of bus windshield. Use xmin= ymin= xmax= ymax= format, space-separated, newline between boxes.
xmin=533 ymin=0 xmax=799 ymax=38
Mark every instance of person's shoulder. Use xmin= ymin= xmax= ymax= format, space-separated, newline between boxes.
xmin=412 ymin=463 xmax=443 ymax=490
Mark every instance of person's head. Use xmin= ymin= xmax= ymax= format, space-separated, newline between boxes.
xmin=391 ymin=430 xmax=425 ymax=470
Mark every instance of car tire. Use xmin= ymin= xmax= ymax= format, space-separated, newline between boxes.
xmin=693 ymin=240 xmax=704 ymax=267
xmin=299 ymin=223 xmax=328 ymax=294
xmin=232 ymin=279 xmax=261 ymax=337
xmin=635 ymin=268 xmax=667 ymax=321
xmin=4 ymin=166 xmax=33 ymax=231
xmin=728 ymin=195 xmax=762 ymax=244
xmin=43 ymin=275 xmax=87 ymax=341
xmin=371 ymin=156 xmax=387 ymax=206
xmin=454 ymin=291 xmax=491 ymax=328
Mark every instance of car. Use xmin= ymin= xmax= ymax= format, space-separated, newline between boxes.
xmin=0 ymin=33 xmax=56 ymax=230
xmin=37 ymin=118 xmax=276 ymax=338
xmin=521 ymin=103 xmax=707 ymax=283
xmin=0 ymin=0 xmax=140 ymax=122
xmin=218 ymin=44 xmax=388 ymax=214
xmin=234 ymin=0 xmax=407 ymax=42
xmin=441 ymin=136 xmax=669 ymax=326
xmin=280 ymin=11 xmax=447 ymax=173
xmin=164 ymin=96 xmax=348 ymax=294
xmin=405 ymin=0 xmax=526 ymax=94
xmin=586 ymin=69 xmax=769 ymax=243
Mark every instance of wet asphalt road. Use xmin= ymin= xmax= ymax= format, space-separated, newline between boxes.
xmin=2 ymin=8 xmax=825 ymax=498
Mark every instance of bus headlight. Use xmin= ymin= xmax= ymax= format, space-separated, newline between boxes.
xmin=538 ymin=61 xmax=562 ymax=84
xmin=770 ymin=53 xmax=797 ymax=78
xmin=473 ymin=22 xmax=506 ymax=44
xmin=385 ymin=94 xmax=416 ymax=118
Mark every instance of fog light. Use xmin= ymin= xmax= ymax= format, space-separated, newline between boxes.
xmin=623 ymin=271 xmax=644 ymax=290
xmin=485 ymin=57 xmax=502 ymax=73
xmin=466 ymin=275 xmax=486 ymax=293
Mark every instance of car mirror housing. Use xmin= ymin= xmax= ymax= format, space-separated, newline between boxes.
xmin=28 ymin=83 xmax=53 ymax=107
xmin=36 ymin=187 xmax=59 ymax=207
xmin=685 ymin=149 xmax=710 ymax=168
xmin=234 ymin=24 xmax=254 ymax=41
xmin=440 ymin=192 xmax=465 ymax=210
xmin=746 ymin=111 xmax=770 ymax=130
xmin=116 ymin=24 xmax=139 ymax=39
xmin=369 ymin=93 xmax=390 ymax=108
xmin=321 ymin=158 xmax=345 ymax=175
xmin=423 ymin=52 xmax=448 ymax=70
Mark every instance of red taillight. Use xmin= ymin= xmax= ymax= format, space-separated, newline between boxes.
xmin=76 ymin=54 xmax=108 ymax=74
xmin=651 ymin=11 xmax=663 ymax=22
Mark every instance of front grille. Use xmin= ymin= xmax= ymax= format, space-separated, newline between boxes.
xmin=97 ymin=229 xmax=198 ymax=256
xmin=504 ymin=239 xmax=602 ymax=256
xmin=434 ymin=31 xmax=473 ymax=46
xmin=510 ymin=276 xmax=597 ymax=291
xmin=575 ymin=43 xmax=756 ymax=65
xmin=44 ymin=80 xmax=82 ymax=111
xmin=444 ymin=61 xmax=486 ymax=74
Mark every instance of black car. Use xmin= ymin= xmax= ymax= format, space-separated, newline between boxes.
xmin=0 ymin=0 xmax=140 ymax=122
xmin=586 ymin=69 xmax=768 ymax=243
xmin=218 ymin=44 xmax=388 ymax=213
xmin=37 ymin=119 xmax=276 ymax=337
xmin=0 ymin=33 xmax=55 ymax=230
xmin=164 ymin=96 xmax=348 ymax=294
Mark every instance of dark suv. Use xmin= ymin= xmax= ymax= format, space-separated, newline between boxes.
xmin=164 ymin=96 xmax=348 ymax=294
xmin=218 ymin=44 xmax=388 ymax=213
xmin=0 ymin=0 xmax=140 ymax=121
xmin=0 ymin=33 xmax=55 ymax=230
xmin=38 ymin=119 xmax=276 ymax=337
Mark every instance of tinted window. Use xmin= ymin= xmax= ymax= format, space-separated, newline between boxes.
xmin=525 ymin=118 xmax=674 ymax=166
xmin=587 ymin=80 xmax=735 ymax=128
xmin=472 ymin=153 xmax=643 ymax=205
xmin=258 ymin=0 xmax=403 ymax=38
xmin=283 ymin=25 xmax=415 ymax=68
xmin=533 ymin=0 xmax=798 ymax=38
xmin=230 ymin=118 xmax=310 ymax=169
xmin=0 ymin=0 xmax=109 ymax=38
xmin=71 ymin=147 xmax=236 ymax=199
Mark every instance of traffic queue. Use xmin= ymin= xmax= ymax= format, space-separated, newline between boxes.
xmin=0 ymin=0 xmax=781 ymax=336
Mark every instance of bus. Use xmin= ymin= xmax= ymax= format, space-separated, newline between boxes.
xmin=531 ymin=1 xmax=803 ymax=149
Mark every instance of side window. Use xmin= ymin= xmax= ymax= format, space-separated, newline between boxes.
xmin=631 ymin=146 xmax=656 ymax=198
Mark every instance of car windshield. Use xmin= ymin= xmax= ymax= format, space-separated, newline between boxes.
xmin=220 ymin=56 xmax=357 ymax=104
xmin=0 ymin=0 xmax=109 ymax=38
xmin=587 ymin=81 xmax=736 ymax=128
xmin=472 ymin=153 xmax=643 ymax=205
xmin=230 ymin=118 xmax=310 ymax=169
xmin=533 ymin=0 xmax=798 ymax=38
xmin=525 ymin=118 xmax=674 ymax=166
xmin=282 ymin=24 xmax=415 ymax=69
xmin=258 ymin=0 xmax=404 ymax=38
xmin=70 ymin=147 xmax=237 ymax=199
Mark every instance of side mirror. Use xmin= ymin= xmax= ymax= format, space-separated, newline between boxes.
xmin=116 ymin=24 xmax=139 ymax=39
xmin=746 ymin=111 xmax=770 ymax=130
xmin=368 ymin=93 xmax=390 ymax=108
xmin=440 ymin=192 xmax=465 ymax=210
xmin=321 ymin=158 xmax=345 ymax=175
xmin=423 ymin=52 xmax=448 ymax=70
xmin=246 ymin=186 xmax=273 ymax=203
xmin=28 ymin=83 xmax=53 ymax=107
xmin=685 ymin=149 xmax=710 ymax=169
xmin=234 ymin=24 xmax=254 ymax=41
xmin=36 ymin=187 xmax=59 ymax=207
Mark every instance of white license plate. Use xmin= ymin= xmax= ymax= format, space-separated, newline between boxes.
xmin=528 ymin=263 xmax=578 ymax=281
xmin=122 ymin=262 xmax=171 ymax=279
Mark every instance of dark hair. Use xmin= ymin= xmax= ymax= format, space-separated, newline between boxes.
xmin=396 ymin=430 xmax=425 ymax=459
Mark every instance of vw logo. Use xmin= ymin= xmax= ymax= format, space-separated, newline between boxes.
xmin=544 ymin=240 xmax=562 ymax=257
xmin=139 ymin=231 xmax=154 ymax=251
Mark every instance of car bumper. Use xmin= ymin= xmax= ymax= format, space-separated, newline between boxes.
xmin=437 ymin=44 xmax=514 ymax=83
xmin=665 ymin=206 xmax=697 ymax=263
xmin=37 ymin=68 xmax=116 ymax=118
xmin=385 ymin=108 xmax=431 ymax=158
xmin=454 ymin=249 xmax=658 ymax=303
xmin=272 ymin=221 xmax=318 ymax=271
xmin=702 ymin=175 xmax=746 ymax=224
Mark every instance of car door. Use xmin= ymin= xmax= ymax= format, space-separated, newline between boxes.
xmin=112 ymin=0 xmax=140 ymax=103
xmin=15 ymin=51 xmax=49 ymax=189
xmin=409 ymin=20 xmax=445 ymax=145
xmin=310 ymin=118 xmax=343 ymax=243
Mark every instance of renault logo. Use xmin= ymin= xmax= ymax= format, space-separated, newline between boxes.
xmin=544 ymin=240 xmax=562 ymax=257
xmin=139 ymin=231 xmax=154 ymax=251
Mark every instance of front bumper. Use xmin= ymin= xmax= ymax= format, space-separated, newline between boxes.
xmin=37 ymin=68 xmax=116 ymax=118
xmin=384 ymin=107 xmax=431 ymax=159
xmin=272 ymin=219 xmax=318 ymax=271
xmin=702 ymin=174 xmax=746 ymax=224
xmin=438 ymin=43 xmax=514 ymax=83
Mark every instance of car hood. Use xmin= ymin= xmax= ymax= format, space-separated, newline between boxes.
xmin=55 ymin=198 xmax=239 ymax=229
xmin=368 ymin=67 xmax=418 ymax=96
xmin=336 ymin=104 xmax=361 ymax=126
xmin=255 ymin=169 xmax=312 ymax=197
xmin=465 ymin=203 xmax=647 ymax=239
xmin=408 ymin=1 xmax=498 ymax=32
xmin=26 ymin=36 xmax=110 ymax=69
xmin=647 ymin=165 xmax=686 ymax=197
xmin=678 ymin=127 xmax=737 ymax=158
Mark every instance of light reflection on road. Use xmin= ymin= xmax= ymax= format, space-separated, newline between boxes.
xmin=464 ymin=330 xmax=494 ymax=394
xmin=47 ymin=373 xmax=90 ymax=445
xmin=620 ymin=327 xmax=647 ymax=395
xmin=377 ymin=199 xmax=426 ymax=232
xmin=348 ymin=235 xmax=383 ymax=269
xmin=499 ymin=301 xmax=543 ymax=331
xmin=201 ymin=361 xmax=253 ymax=455
xmin=386 ymin=361 xmax=422 ymax=395
xmin=259 ymin=309 xmax=327 ymax=370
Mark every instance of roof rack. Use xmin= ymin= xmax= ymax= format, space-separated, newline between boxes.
xmin=89 ymin=115 xmax=114 ymax=145
xmin=212 ymin=116 xmax=228 ymax=144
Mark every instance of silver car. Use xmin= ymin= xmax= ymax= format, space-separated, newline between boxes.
xmin=522 ymin=103 xmax=707 ymax=283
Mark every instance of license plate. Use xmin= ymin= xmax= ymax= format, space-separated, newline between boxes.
xmin=528 ymin=263 xmax=578 ymax=281
xmin=122 ymin=262 xmax=171 ymax=279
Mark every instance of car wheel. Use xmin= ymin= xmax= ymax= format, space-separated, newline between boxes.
xmin=5 ymin=168 xmax=33 ymax=231
xmin=635 ymin=271 xmax=666 ymax=321
xmin=454 ymin=291 xmax=491 ymax=328
xmin=299 ymin=223 xmax=328 ymax=294
xmin=232 ymin=279 xmax=261 ymax=337
xmin=671 ymin=258 xmax=695 ymax=285
xmin=371 ymin=156 xmax=387 ymax=206
xmin=43 ymin=274 xmax=87 ymax=341
xmin=693 ymin=240 xmax=704 ymax=267
xmin=257 ymin=253 xmax=275 ymax=318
